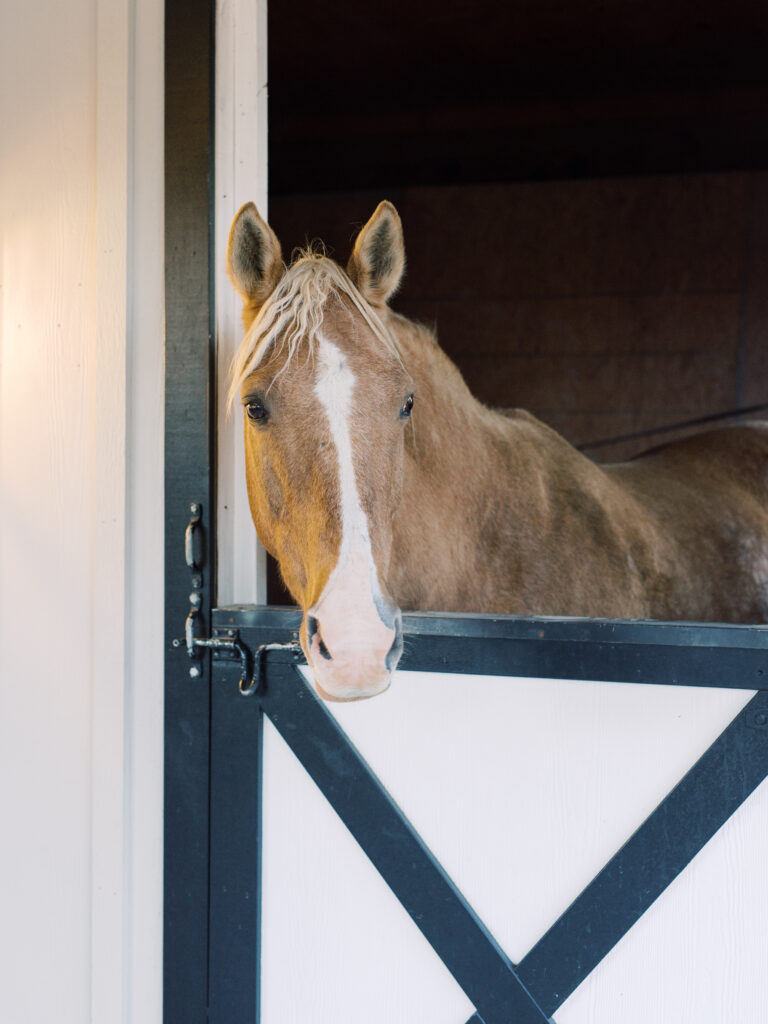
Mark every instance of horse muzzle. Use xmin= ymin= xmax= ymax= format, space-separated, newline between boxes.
xmin=302 ymin=606 xmax=403 ymax=701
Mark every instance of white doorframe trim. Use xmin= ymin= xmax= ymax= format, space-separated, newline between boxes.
xmin=215 ymin=0 xmax=269 ymax=606
xmin=91 ymin=0 xmax=165 ymax=1019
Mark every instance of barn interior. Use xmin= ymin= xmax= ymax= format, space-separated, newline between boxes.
xmin=265 ymin=0 xmax=768 ymax=601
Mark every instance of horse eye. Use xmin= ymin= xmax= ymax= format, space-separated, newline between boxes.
xmin=400 ymin=393 xmax=414 ymax=419
xmin=245 ymin=399 xmax=268 ymax=423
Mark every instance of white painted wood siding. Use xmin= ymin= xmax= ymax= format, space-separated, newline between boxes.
xmin=0 ymin=0 xmax=164 ymax=1021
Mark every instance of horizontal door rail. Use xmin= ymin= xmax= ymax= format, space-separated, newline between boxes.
xmin=214 ymin=606 xmax=768 ymax=688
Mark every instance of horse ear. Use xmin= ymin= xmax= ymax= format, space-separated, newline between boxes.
xmin=227 ymin=202 xmax=284 ymax=324
xmin=347 ymin=201 xmax=405 ymax=306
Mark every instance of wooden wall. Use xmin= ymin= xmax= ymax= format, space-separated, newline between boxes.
xmin=270 ymin=171 xmax=768 ymax=463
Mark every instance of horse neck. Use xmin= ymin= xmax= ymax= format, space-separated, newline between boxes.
xmin=387 ymin=315 xmax=620 ymax=612
xmin=395 ymin=317 xmax=547 ymax=496
xmin=389 ymin=319 xmax=545 ymax=603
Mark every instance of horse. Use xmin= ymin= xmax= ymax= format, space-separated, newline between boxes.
xmin=226 ymin=200 xmax=768 ymax=702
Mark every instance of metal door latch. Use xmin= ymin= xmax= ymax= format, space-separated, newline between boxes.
xmin=173 ymin=501 xmax=257 ymax=690
xmin=174 ymin=501 xmax=301 ymax=693
xmin=173 ymin=601 xmax=255 ymax=690
xmin=174 ymin=608 xmax=301 ymax=695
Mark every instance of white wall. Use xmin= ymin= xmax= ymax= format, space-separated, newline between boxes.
xmin=0 ymin=0 xmax=164 ymax=1020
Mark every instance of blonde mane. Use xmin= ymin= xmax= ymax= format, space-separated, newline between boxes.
xmin=227 ymin=250 xmax=401 ymax=411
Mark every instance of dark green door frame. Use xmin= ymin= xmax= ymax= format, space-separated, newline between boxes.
xmin=163 ymin=0 xmax=216 ymax=1020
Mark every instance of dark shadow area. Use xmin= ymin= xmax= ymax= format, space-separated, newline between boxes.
xmin=269 ymin=0 xmax=768 ymax=194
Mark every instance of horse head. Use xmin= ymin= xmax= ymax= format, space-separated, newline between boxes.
xmin=227 ymin=201 xmax=413 ymax=701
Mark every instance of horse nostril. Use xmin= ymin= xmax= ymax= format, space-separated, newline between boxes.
xmin=307 ymin=615 xmax=332 ymax=661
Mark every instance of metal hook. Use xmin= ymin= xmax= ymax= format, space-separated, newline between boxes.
xmin=240 ymin=642 xmax=303 ymax=696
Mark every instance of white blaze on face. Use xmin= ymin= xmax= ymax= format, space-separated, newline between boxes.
xmin=308 ymin=336 xmax=399 ymax=699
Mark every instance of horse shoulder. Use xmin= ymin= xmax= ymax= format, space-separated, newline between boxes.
xmin=468 ymin=411 xmax=663 ymax=616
